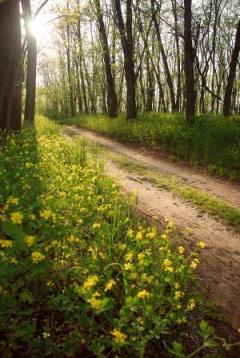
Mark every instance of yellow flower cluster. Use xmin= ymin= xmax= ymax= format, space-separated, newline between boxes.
xmin=40 ymin=209 xmax=54 ymax=221
xmin=87 ymin=292 xmax=103 ymax=310
xmin=111 ymin=328 xmax=127 ymax=344
xmin=0 ymin=239 xmax=13 ymax=248
xmin=163 ymin=258 xmax=174 ymax=272
xmin=104 ymin=279 xmax=116 ymax=292
xmin=11 ymin=212 xmax=23 ymax=225
xmin=31 ymin=251 xmax=45 ymax=264
xmin=137 ymin=289 xmax=150 ymax=300
xmin=24 ymin=235 xmax=36 ymax=247
xmin=83 ymin=275 xmax=99 ymax=290
xmin=197 ymin=241 xmax=206 ymax=249
xmin=190 ymin=258 xmax=200 ymax=270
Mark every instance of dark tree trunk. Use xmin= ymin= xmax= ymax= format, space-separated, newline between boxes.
xmin=94 ymin=0 xmax=118 ymax=117
xmin=223 ymin=20 xmax=240 ymax=117
xmin=114 ymin=0 xmax=137 ymax=119
xmin=184 ymin=0 xmax=196 ymax=123
xmin=0 ymin=0 xmax=22 ymax=131
xmin=22 ymin=0 xmax=37 ymax=122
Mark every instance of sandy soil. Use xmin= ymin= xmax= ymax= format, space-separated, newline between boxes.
xmin=66 ymin=126 xmax=240 ymax=330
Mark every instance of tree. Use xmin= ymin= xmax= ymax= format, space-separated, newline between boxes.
xmin=0 ymin=0 xmax=22 ymax=131
xmin=184 ymin=0 xmax=196 ymax=123
xmin=151 ymin=0 xmax=177 ymax=112
xmin=114 ymin=0 xmax=137 ymax=119
xmin=94 ymin=0 xmax=118 ymax=117
xmin=223 ymin=20 xmax=240 ymax=117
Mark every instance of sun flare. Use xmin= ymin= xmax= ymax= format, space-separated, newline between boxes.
xmin=28 ymin=15 xmax=51 ymax=46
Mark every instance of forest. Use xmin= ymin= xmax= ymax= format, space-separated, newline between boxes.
xmin=0 ymin=0 xmax=240 ymax=357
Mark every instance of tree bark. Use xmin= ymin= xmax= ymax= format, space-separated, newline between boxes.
xmin=114 ymin=0 xmax=137 ymax=119
xmin=151 ymin=0 xmax=177 ymax=112
xmin=0 ymin=0 xmax=22 ymax=131
xmin=223 ymin=20 xmax=240 ymax=117
xmin=94 ymin=0 xmax=118 ymax=117
xmin=66 ymin=0 xmax=75 ymax=117
xmin=184 ymin=0 xmax=196 ymax=123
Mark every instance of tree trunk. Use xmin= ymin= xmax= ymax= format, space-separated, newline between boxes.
xmin=184 ymin=0 xmax=196 ymax=123
xmin=114 ymin=0 xmax=137 ymax=119
xmin=22 ymin=0 xmax=37 ymax=122
xmin=66 ymin=1 xmax=75 ymax=117
xmin=94 ymin=0 xmax=118 ymax=117
xmin=223 ymin=20 xmax=240 ymax=117
xmin=151 ymin=0 xmax=177 ymax=112
xmin=0 ymin=0 xmax=22 ymax=131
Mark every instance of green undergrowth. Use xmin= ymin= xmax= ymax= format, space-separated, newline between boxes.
xmin=108 ymin=154 xmax=240 ymax=230
xmin=60 ymin=112 xmax=240 ymax=181
xmin=0 ymin=117 xmax=238 ymax=357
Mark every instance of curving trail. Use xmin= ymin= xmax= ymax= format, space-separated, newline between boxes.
xmin=66 ymin=125 xmax=240 ymax=330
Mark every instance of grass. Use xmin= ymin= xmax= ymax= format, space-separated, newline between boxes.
xmin=0 ymin=117 xmax=238 ymax=356
xmin=108 ymin=153 xmax=240 ymax=230
xmin=60 ymin=112 xmax=240 ymax=181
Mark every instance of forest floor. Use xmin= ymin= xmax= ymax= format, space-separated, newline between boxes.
xmin=65 ymin=125 xmax=240 ymax=331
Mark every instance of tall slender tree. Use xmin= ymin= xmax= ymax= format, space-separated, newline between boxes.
xmin=94 ymin=0 xmax=118 ymax=117
xmin=184 ymin=0 xmax=196 ymax=122
xmin=114 ymin=0 xmax=137 ymax=119
xmin=223 ymin=20 xmax=240 ymax=117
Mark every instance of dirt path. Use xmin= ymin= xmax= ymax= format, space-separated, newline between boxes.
xmin=66 ymin=126 xmax=240 ymax=330
xmin=67 ymin=126 xmax=240 ymax=208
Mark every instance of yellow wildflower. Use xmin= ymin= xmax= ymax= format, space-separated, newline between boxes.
xmin=190 ymin=258 xmax=200 ymax=270
xmin=88 ymin=297 xmax=103 ymax=310
xmin=125 ymin=252 xmax=134 ymax=262
xmin=124 ymin=262 xmax=132 ymax=271
xmin=11 ymin=212 xmax=23 ymax=225
xmin=175 ymin=291 xmax=184 ymax=299
xmin=178 ymin=246 xmax=185 ymax=254
xmin=118 ymin=243 xmax=126 ymax=251
xmin=137 ymin=289 xmax=150 ymax=300
xmin=104 ymin=279 xmax=116 ymax=292
xmin=127 ymin=228 xmax=134 ymax=238
xmin=111 ymin=328 xmax=127 ymax=345
xmin=135 ymin=231 xmax=143 ymax=240
xmin=163 ymin=258 xmax=173 ymax=272
xmin=92 ymin=223 xmax=101 ymax=230
xmin=24 ymin=235 xmax=35 ymax=247
xmin=197 ymin=241 xmax=206 ymax=249
xmin=83 ymin=275 xmax=99 ymax=290
xmin=40 ymin=209 xmax=52 ymax=220
xmin=163 ymin=259 xmax=172 ymax=267
xmin=31 ymin=251 xmax=45 ymax=264
xmin=0 ymin=239 xmax=12 ymax=248
xmin=185 ymin=227 xmax=192 ymax=235
xmin=8 ymin=197 xmax=19 ymax=205
xmin=146 ymin=229 xmax=156 ymax=239
xmin=187 ymin=299 xmax=196 ymax=311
